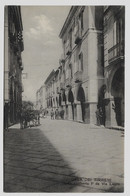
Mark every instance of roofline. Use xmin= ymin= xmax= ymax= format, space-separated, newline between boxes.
xmin=44 ymin=69 xmax=56 ymax=85
xmin=59 ymin=6 xmax=78 ymax=38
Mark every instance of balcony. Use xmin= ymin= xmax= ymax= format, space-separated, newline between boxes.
xmin=74 ymin=25 xmax=82 ymax=45
xmin=108 ymin=41 xmax=124 ymax=63
xmin=74 ymin=71 xmax=83 ymax=83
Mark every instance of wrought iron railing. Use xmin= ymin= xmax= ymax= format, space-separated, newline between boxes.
xmin=108 ymin=40 xmax=124 ymax=63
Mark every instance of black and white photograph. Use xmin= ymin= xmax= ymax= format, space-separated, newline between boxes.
xmin=2 ymin=2 xmax=126 ymax=193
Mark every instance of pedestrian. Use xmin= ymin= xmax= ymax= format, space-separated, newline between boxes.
xmin=55 ymin=109 xmax=59 ymax=120
xmin=20 ymin=111 xmax=24 ymax=129
xmin=95 ymin=107 xmax=101 ymax=126
xmin=51 ymin=109 xmax=54 ymax=120
xmin=60 ymin=109 xmax=64 ymax=119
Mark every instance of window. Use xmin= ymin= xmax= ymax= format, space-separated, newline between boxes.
xmin=69 ymin=64 xmax=73 ymax=78
xmin=79 ymin=52 xmax=83 ymax=71
xmin=79 ymin=11 xmax=84 ymax=30
xmin=63 ymin=40 xmax=66 ymax=57
xmin=74 ymin=53 xmax=78 ymax=73
xmin=116 ymin=17 xmax=124 ymax=44
xmin=69 ymin=29 xmax=72 ymax=49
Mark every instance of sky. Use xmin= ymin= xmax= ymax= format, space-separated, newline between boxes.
xmin=21 ymin=6 xmax=71 ymax=103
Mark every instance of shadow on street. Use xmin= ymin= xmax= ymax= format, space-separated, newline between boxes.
xmin=4 ymin=127 xmax=89 ymax=192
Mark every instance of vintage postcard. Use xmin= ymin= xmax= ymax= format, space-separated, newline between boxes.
xmin=3 ymin=2 xmax=125 ymax=193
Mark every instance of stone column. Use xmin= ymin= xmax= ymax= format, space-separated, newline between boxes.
xmin=89 ymin=102 xmax=97 ymax=125
xmin=68 ymin=103 xmax=73 ymax=120
xmin=105 ymin=98 xmax=118 ymax=127
xmin=76 ymin=102 xmax=83 ymax=122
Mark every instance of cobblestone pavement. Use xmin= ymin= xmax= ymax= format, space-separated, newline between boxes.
xmin=4 ymin=117 xmax=124 ymax=192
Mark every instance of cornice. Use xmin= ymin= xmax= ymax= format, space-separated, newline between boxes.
xmin=44 ymin=70 xmax=56 ymax=85
xmin=59 ymin=6 xmax=79 ymax=38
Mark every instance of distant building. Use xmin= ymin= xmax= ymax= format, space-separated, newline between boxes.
xmin=4 ymin=6 xmax=24 ymax=128
xmin=36 ymin=85 xmax=46 ymax=111
xmin=44 ymin=70 xmax=57 ymax=114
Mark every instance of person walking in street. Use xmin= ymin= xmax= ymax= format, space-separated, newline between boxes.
xmin=60 ymin=109 xmax=65 ymax=119
xmin=55 ymin=109 xmax=59 ymax=120
xmin=51 ymin=109 xmax=54 ymax=120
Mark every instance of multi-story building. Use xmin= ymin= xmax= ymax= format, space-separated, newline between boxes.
xmin=103 ymin=6 xmax=125 ymax=127
xmin=58 ymin=6 xmax=104 ymax=124
xmin=4 ymin=6 xmax=24 ymax=128
xmin=43 ymin=6 xmax=125 ymax=127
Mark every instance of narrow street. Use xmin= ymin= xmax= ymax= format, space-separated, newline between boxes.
xmin=4 ymin=117 xmax=124 ymax=192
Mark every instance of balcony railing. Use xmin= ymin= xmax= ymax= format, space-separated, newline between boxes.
xmin=108 ymin=41 xmax=124 ymax=63
xmin=74 ymin=71 xmax=83 ymax=83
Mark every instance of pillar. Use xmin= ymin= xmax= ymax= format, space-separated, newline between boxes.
xmin=68 ymin=103 xmax=73 ymax=120
xmin=89 ymin=102 xmax=97 ymax=125
xmin=76 ymin=102 xmax=83 ymax=122
xmin=105 ymin=98 xmax=118 ymax=127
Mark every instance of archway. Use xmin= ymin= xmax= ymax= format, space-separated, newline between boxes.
xmin=77 ymin=86 xmax=85 ymax=122
xmin=68 ymin=89 xmax=74 ymax=120
xmin=111 ymin=67 xmax=124 ymax=126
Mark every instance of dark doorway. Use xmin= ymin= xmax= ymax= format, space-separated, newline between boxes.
xmin=77 ymin=86 xmax=85 ymax=122
xmin=68 ymin=89 xmax=74 ymax=120
xmin=111 ymin=67 xmax=124 ymax=126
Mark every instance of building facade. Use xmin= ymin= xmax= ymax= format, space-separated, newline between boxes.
xmin=58 ymin=6 xmax=104 ymax=124
xmin=103 ymin=6 xmax=125 ymax=127
xmin=42 ymin=6 xmax=125 ymax=127
xmin=4 ymin=6 xmax=24 ymax=128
